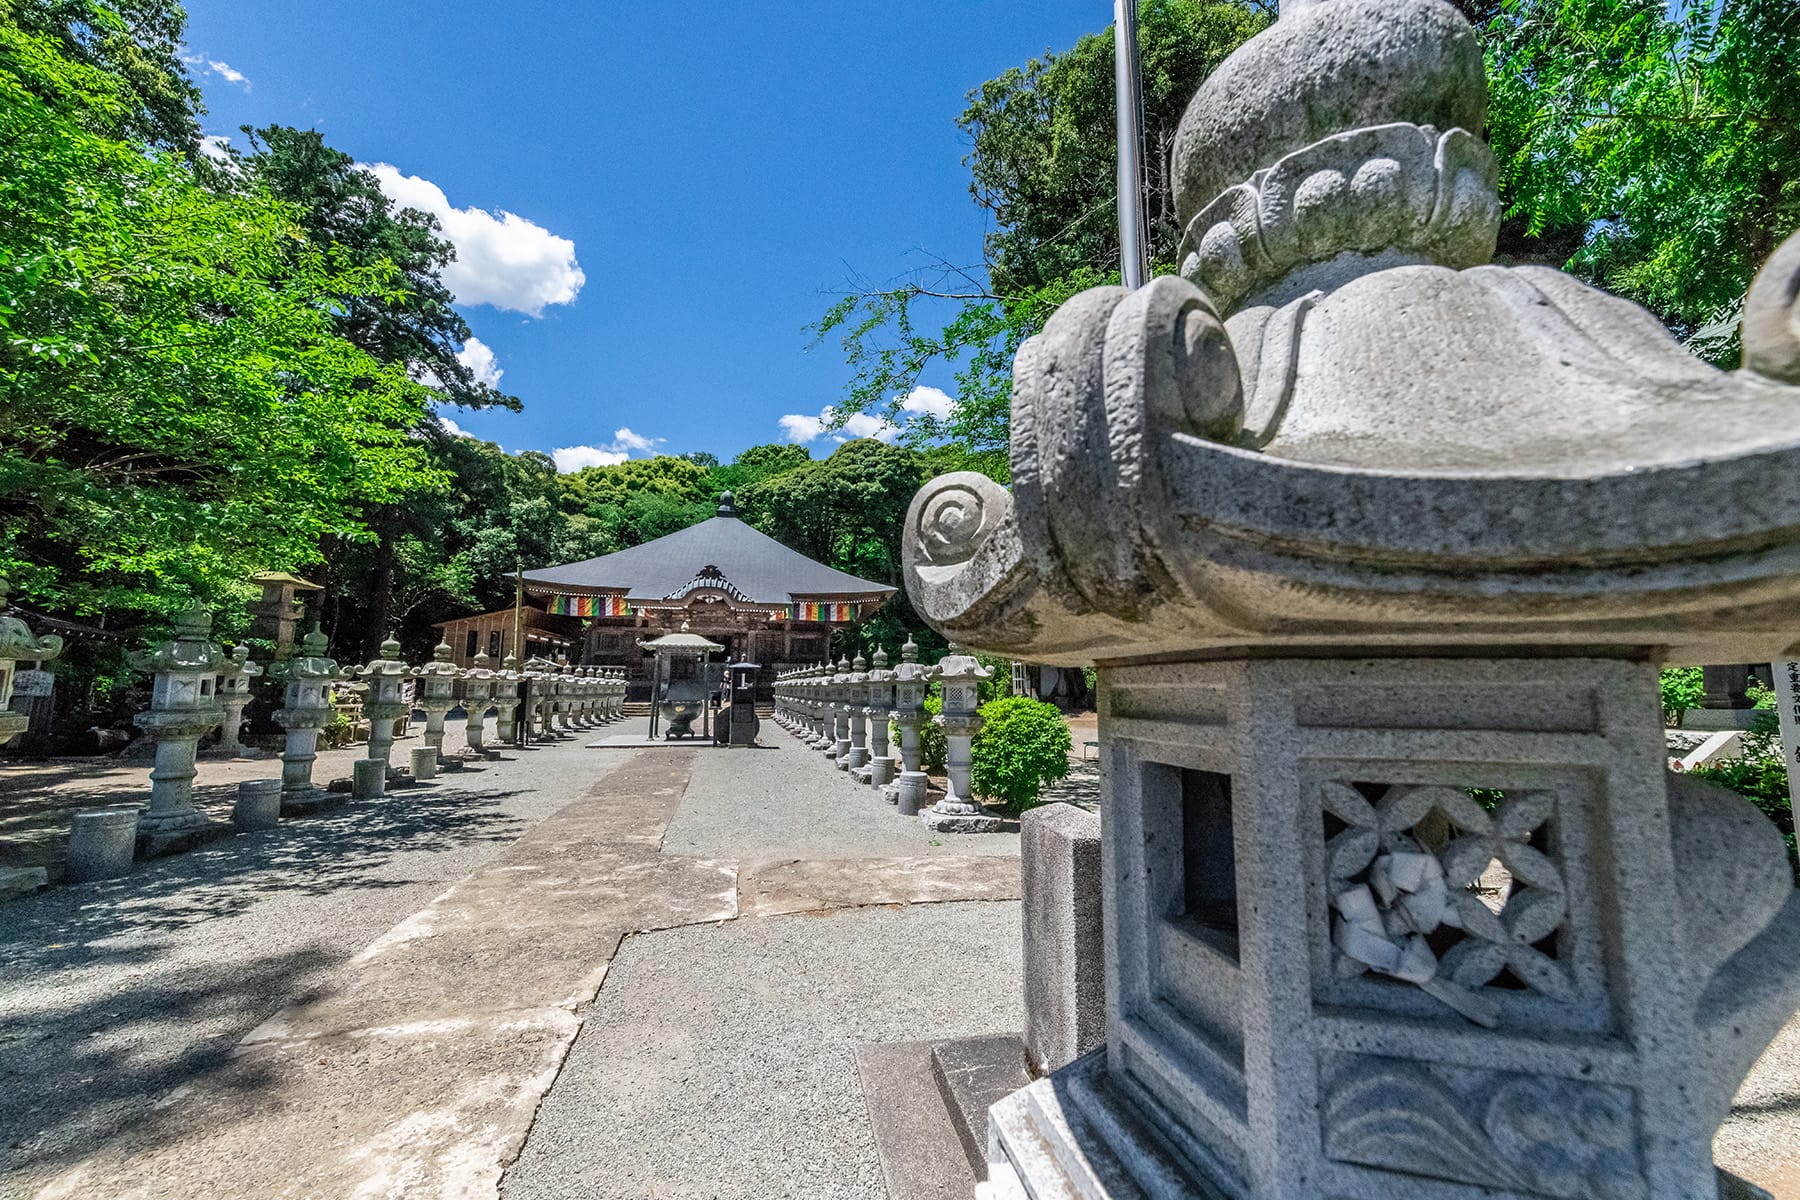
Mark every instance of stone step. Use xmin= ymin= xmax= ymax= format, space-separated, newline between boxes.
xmin=929 ymin=1034 xmax=1032 ymax=1177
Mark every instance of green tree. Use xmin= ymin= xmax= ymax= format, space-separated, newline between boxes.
xmin=9 ymin=0 xmax=199 ymax=148
xmin=739 ymin=439 xmax=923 ymax=584
xmin=1485 ymin=0 xmax=1800 ymax=361
xmin=0 ymin=9 xmax=436 ymax=616
xmin=812 ymin=1 xmax=1264 ymax=456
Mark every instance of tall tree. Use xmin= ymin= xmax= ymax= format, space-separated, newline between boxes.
xmin=0 ymin=7 xmax=436 ymax=616
xmin=1485 ymin=0 xmax=1800 ymax=360
xmin=8 ymin=0 xmax=200 ymax=148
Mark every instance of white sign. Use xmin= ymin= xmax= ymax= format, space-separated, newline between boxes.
xmin=11 ymin=669 xmax=53 ymax=698
xmin=1772 ymin=661 xmax=1800 ymax=826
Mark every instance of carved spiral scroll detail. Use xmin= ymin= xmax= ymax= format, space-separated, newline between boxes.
xmin=911 ymin=471 xmax=1008 ymax=568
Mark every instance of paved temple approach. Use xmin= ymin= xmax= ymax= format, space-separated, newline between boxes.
xmin=522 ymin=492 xmax=894 ymax=700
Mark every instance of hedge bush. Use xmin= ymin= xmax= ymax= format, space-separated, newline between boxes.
xmin=970 ymin=695 xmax=1071 ymax=815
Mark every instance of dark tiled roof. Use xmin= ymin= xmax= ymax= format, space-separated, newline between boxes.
xmin=523 ymin=515 xmax=895 ymax=604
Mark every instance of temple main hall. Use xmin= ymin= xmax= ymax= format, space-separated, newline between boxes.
xmin=520 ymin=492 xmax=894 ymax=699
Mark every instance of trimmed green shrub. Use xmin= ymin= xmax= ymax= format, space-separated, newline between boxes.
xmin=1688 ymin=708 xmax=1798 ymax=884
xmin=971 ymin=695 xmax=1072 ymax=815
xmin=1659 ymin=666 xmax=1704 ymax=726
xmin=919 ymin=694 xmax=947 ymax=773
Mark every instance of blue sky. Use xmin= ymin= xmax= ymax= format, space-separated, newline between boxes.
xmin=180 ymin=1 xmax=1114 ymax=470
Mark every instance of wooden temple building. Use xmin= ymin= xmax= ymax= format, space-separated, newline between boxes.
xmin=519 ymin=492 xmax=894 ymax=699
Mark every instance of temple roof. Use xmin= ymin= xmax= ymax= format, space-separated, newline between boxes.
xmin=523 ymin=501 xmax=896 ymax=605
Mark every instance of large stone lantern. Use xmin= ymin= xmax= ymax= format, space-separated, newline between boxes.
xmin=0 ymin=578 xmax=63 ymax=747
xmin=411 ymin=641 xmax=461 ymax=759
xmin=919 ymin=645 xmax=1000 ymax=833
xmin=269 ymin=626 xmax=341 ymax=809
xmin=352 ymin=634 xmax=410 ymax=796
xmin=907 ymin=2 xmax=1800 ymax=1195
xmin=888 ymin=638 xmax=932 ymax=813
xmin=129 ymin=604 xmax=226 ymax=835
xmin=461 ymin=650 xmax=496 ymax=756
xmin=493 ymin=654 xmax=524 ymax=746
xmin=864 ymin=648 xmax=896 ymax=787
xmin=211 ymin=645 xmax=262 ymax=757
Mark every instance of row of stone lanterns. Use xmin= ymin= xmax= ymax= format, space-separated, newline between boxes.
xmin=771 ymin=638 xmax=999 ymax=832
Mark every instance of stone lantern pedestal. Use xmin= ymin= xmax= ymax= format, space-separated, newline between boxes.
xmin=269 ymin=626 xmax=343 ymax=814
xmin=494 ymin=656 xmax=524 ymax=747
xmin=865 ymin=648 xmax=896 ymax=787
xmin=205 ymin=644 xmax=262 ymax=758
xmin=920 ymin=647 xmax=1001 ymax=833
xmin=888 ymin=638 xmax=932 ymax=813
xmin=844 ymin=652 xmax=871 ymax=771
xmin=130 ymin=605 xmax=232 ymax=847
xmin=412 ymin=640 xmax=461 ymax=762
xmin=460 ymin=650 xmax=496 ymax=757
xmin=353 ymin=634 xmax=411 ymax=797
xmin=0 ymin=578 xmax=62 ymax=748
xmin=830 ymin=658 xmax=852 ymax=764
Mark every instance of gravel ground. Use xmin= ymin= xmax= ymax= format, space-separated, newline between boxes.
xmin=0 ymin=736 xmax=632 ymax=1191
xmin=503 ymin=900 xmax=1024 ymax=1200
xmin=662 ymin=723 xmax=1019 ymax=860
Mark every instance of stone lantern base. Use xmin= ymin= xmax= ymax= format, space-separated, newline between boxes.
xmin=980 ymin=656 xmax=1799 ymax=1200
xmin=920 ymin=798 xmax=1003 ymax=834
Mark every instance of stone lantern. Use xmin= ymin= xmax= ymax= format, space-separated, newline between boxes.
xmin=411 ymin=640 xmax=461 ymax=760
xmin=888 ymin=638 xmax=932 ymax=813
xmin=843 ymin=652 xmax=871 ymax=771
xmin=269 ymin=625 xmax=341 ymax=809
xmin=211 ymin=644 xmax=262 ymax=757
xmin=0 ymin=578 xmax=63 ymax=747
xmin=352 ymin=633 xmax=410 ymax=797
xmin=493 ymin=654 xmax=524 ymax=746
xmin=919 ymin=645 xmax=1000 ymax=833
xmin=461 ymin=650 xmax=496 ymax=756
xmin=829 ymin=656 xmax=852 ymax=763
xmin=129 ymin=604 xmax=227 ymax=836
xmin=904 ymin=1 xmax=1800 ymax=1193
xmin=864 ymin=648 xmax=896 ymax=787
xmin=522 ymin=657 xmax=557 ymax=740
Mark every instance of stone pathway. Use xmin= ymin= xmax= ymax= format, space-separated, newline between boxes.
xmin=0 ymin=720 xmax=1023 ymax=1199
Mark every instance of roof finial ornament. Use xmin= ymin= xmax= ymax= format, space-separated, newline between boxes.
xmin=717 ymin=491 xmax=737 ymax=518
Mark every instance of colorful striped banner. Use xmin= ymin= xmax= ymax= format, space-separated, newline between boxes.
xmin=791 ymin=601 xmax=855 ymax=623
xmin=550 ymin=594 xmax=631 ymax=618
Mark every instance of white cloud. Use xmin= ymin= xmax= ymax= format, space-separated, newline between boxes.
xmin=366 ymin=163 xmax=585 ymax=316
xmin=208 ymin=59 xmax=249 ymax=88
xmin=198 ymin=134 xmax=233 ymax=162
xmin=438 ymin=413 xmax=469 ymax=437
xmin=184 ymin=53 xmax=250 ymax=90
xmin=457 ymin=337 xmax=503 ymax=388
xmin=552 ymin=445 xmax=630 ymax=472
xmin=779 ymin=405 xmax=901 ymax=445
xmin=550 ymin=427 xmax=664 ymax=473
xmin=898 ymin=385 xmax=955 ymax=420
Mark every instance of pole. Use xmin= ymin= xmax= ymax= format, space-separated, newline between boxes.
xmin=1771 ymin=661 xmax=1800 ymax=832
xmin=1114 ymin=0 xmax=1148 ymax=290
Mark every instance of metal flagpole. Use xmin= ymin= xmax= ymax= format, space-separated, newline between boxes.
xmin=1114 ymin=0 xmax=1148 ymax=290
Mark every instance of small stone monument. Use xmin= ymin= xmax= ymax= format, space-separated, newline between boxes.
xmin=919 ymin=646 xmax=1001 ymax=833
xmin=844 ymin=652 xmax=871 ymax=771
xmin=209 ymin=644 xmax=262 ymax=757
xmin=493 ymin=655 xmax=523 ymax=745
xmin=461 ymin=649 xmax=496 ymax=756
xmin=830 ymin=657 xmax=853 ymax=763
xmin=411 ymin=640 xmax=461 ymax=759
xmin=352 ymin=634 xmax=410 ymax=796
xmin=866 ymin=648 xmax=897 ymax=787
xmin=0 ymin=577 xmax=63 ymax=747
xmin=904 ymin=1 xmax=1800 ymax=1194
xmin=268 ymin=625 xmax=342 ymax=812
xmin=129 ymin=604 xmax=229 ymax=840
xmin=889 ymin=638 xmax=932 ymax=813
